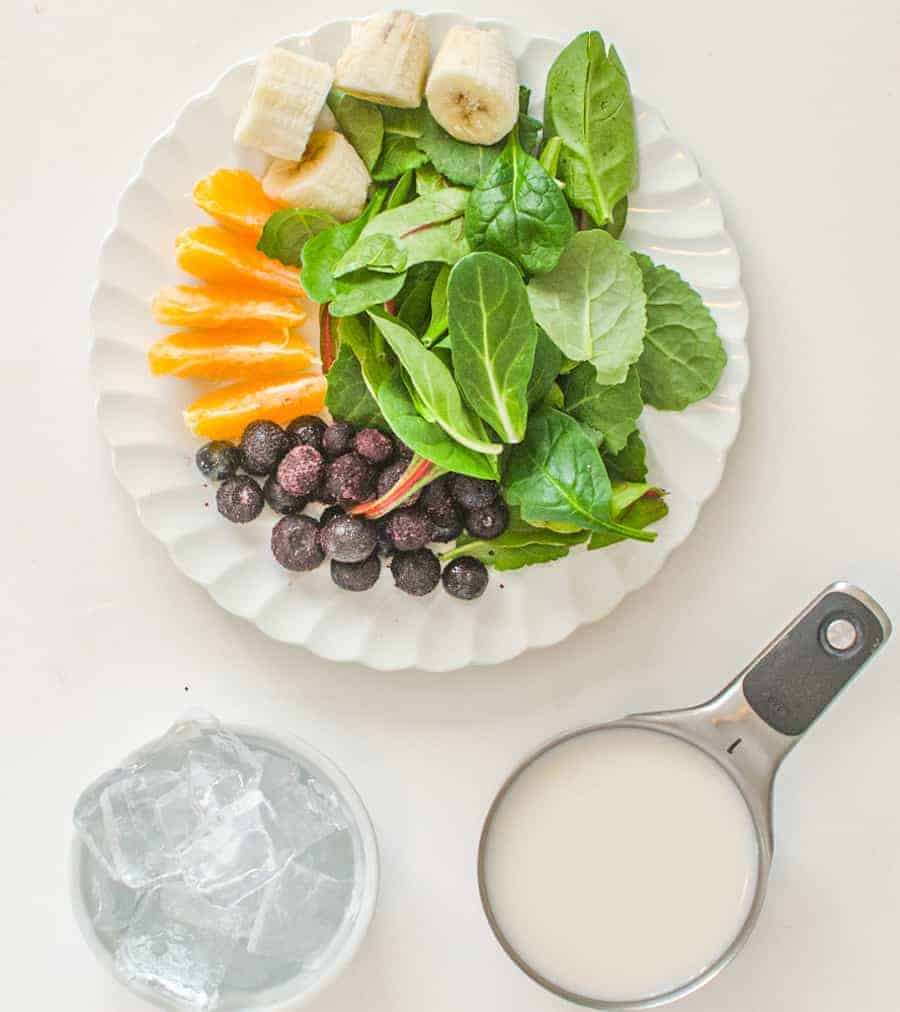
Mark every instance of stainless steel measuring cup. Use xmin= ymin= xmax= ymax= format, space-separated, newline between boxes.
xmin=478 ymin=582 xmax=892 ymax=1009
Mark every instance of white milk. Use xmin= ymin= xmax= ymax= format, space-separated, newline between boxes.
xmin=482 ymin=727 xmax=759 ymax=1002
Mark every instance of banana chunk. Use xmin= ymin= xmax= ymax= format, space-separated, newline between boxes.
xmin=426 ymin=26 xmax=518 ymax=145
xmin=263 ymin=131 xmax=371 ymax=223
xmin=235 ymin=48 xmax=334 ymax=161
xmin=335 ymin=10 xmax=430 ymax=109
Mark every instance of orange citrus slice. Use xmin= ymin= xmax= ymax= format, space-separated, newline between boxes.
xmin=184 ymin=373 xmax=327 ymax=440
xmin=152 ymin=285 xmax=306 ymax=330
xmin=175 ymin=226 xmax=302 ymax=296
xmin=148 ymin=327 xmax=319 ymax=380
xmin=193 ymin=169 xmax=285 ymax=240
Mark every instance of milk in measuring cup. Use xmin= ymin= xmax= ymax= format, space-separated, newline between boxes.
xmin=482 ymin=727 xmax=759 ymax=1002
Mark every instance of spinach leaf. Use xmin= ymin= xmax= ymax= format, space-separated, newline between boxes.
xmin=327 ymin=89 xmax=383 ymax=171
xmin=387 ymin=170 xmax=416 ymax=209
xmin=330 ymin=270 xmax=407 ymax=317
xmin=528 ymin=229 xmax=646 ymax=385
xmin=465 ymin=132 xmax=574 ymax=275
xmin=543 ymin=382 xmax=565 ymax=410
xmin=325 ymin=342 xmax=387 ymax=430
xmin=421 ymin=264 xmax=450 ymax=346
xmin=373 ymin=105 xmax=429 ymax=181
xmin=359 ymin=188 xmax=469 ymax=240
xmin=544 ymin=31 xmax=637 ymax=227
xmin=257 ymin=208 xmax=339 ymax=266
xmin=504 ymin=407 xmax=655 ymax=541
xmin=380 ymin=105 xmax=427 ymax=138
xmin=335 ymin=315 xmax=393 ymax=399
xmin=416 ymin=164 xmax=447 ymax=194
xmin=401 ymin=218 xmax=470 ymax=267
xmin=604 ymin=196 xmax=628 ymax=239
xmin=563 ymin=363 xmax=642 ymax=453
xmin=603 ymin=429 xmax=647 ymax=482
xmin=448 ymin=252 xmax=537 ymax=442
xmin=349 ymin=189 xmax=471 ymax=268
xmin=377 ymin=371 xmax=500 ymax=480
xmin=300 ymin=189 xmax=387 ymax=303
xmin=373 ymin=135 xmax=429 ymax=181
xmin=518 ymin=86 xmax=543 ymax=156
xmin=633 ymin=253 xmax=727 ymax=410
xmin=527 ymin=327 xmax=565 ymax=407
xmin=333 ymin=235 xmax=408 ymax=276
xmin=589 ymin=486 xmax=668 ymax=549
xmin=417 ymin=114 xmax=502 ymax=187
xmin=442 ymin=507 xmax=588 ymax=570
xmin=539 ymin=136 xmax=563 ymax=177
xmin=368 ymin=309 xmax=503 ymax=456
xmin=396 ymin=262 xmax=443 ymax=334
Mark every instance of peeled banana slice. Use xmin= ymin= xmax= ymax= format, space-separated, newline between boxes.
xmin=263 ymin=131 xmax=371 ymax=223
xmin=425 ymin=26 xmax=518 ymax=145
xmin=314 ymin=104 xmax=339 ymax=132
xmin=334 ymin=10 xmax=430 ymax=109
xmin=234 ymin=48 xmax=334 ymax=161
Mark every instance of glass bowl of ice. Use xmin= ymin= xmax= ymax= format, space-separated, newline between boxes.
xmin=69 ymin=713 xmax=379 ymax=1010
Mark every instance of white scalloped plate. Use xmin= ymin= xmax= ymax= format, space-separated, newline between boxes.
xmin=90 ymin=13 xmax=749 ymax=672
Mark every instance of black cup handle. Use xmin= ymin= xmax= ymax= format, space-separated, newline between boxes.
xmin=742 ymin=583 xmax=892 ymax=736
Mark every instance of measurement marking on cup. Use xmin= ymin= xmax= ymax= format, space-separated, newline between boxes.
xmin=727 ymin=738 xmax=742 ymax=754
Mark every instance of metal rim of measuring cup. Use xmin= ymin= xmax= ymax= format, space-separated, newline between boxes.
xmin=476 ymin=720 xmax=773 ymax=1011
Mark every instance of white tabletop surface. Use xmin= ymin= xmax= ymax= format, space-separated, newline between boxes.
xmin=4 ymin=0 xmax=899 ymax=1009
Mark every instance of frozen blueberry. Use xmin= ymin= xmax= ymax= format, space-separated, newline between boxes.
xmin=391 ymin=549 xmax=441 ymax=597
xmin=419 ymin=475 xmax=454 ymax=518
xmin=464 ymin=500 xmax=509 ymax=540
xmin=217 ymin=476 xmax=263 ymax=523
xmin=429 ymin=505 xmax=463 ymax=544
xmin=263 ymin=475 xmax=306 ymax=515
xmin=286 ymin=414 xmax=327 ymax=451
xmin=331 ymin=553 xmax=381 ymax=592
xmin=271 ymin=515 xmax=324 ymax=571
xmin=196 ymin=441 xmax=241 ymax=481
xmin=323 ymin=452 xmax=375 ymax=506
xmin=322 ymin=421 xmax=355 ymax=458
xmin=319 ymin=512 xmax=378 ymax=563
xmin=375 ymin=517 xmax=395 ymax=556
xmin=442 ymin=556 xmax=489 ymax=600
xmin=375 ymin=459 xmax=420 ymax=505
xmin=450 ymin=475 xmax=499 ymax=510
xmin=385 ymin=508 xmax=434 ymax=552
xmin=277 ymin=445 xmax=325 ymax=497
xmin=353 ymin=428 xmax=394 ymax=465
xmin=240 ymin=420 xmax=291 ymax=476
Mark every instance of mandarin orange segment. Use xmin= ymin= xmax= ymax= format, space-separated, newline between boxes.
xmin=184 ymin=373 xmax=327 ymax=440
xmin=152 ymin=285 xmax=306 ymax=330
xmin=193 ymin=169 xmax=285 ymax=240
xmin=175 ymin=226 xmax=302 ymax=296
xmin=148 ymin=326 xmax=319 ymax=380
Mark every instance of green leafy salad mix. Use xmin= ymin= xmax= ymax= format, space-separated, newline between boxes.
xmin=258 ymin=30 xmax=727 ymax=575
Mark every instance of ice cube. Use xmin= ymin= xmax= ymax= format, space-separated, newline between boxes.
xmin=187 ymin=752 xmax=247 ymax=816
xmin=247 ymin=856 xmax=352 ymax=963
xmin=221 ymin=942 xmax=304 ymax=993
xmin=180 ymin=790 xmax=293 ymax=908
xmin=258 ymin=756 xmax=346 ymax=855
xmin=102 ymin=769 xmax=190 ymax=887
xmin=83 ymin=850 xmax=140 ymax=939
xmin=74 ymin=768 xmax=123 ymax=878
xmin=115 ymin=884 xmax=241 ymax=1010
xmin=298 ymin=827 xmax=356 ymax=882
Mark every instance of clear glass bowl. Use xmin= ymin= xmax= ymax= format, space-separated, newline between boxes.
xmin=70 ymin=723 xmax=379 ymax=1010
